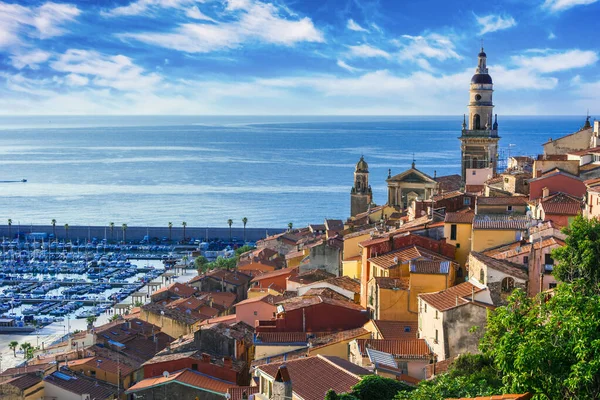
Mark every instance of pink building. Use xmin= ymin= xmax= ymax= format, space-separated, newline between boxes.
xmin=234 ymin=294 xmax=279 ymax=327
xmin=529 ymin=169 xmax=586 ymax=200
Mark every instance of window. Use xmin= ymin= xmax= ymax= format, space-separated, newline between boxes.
xmin=191 ymin=363 xmax=198 ymax=371
xmin=456 ymin=243 xmax=461 ymax=249
xmin=472 ymin=170 xmax=477 ymax=175
xmin=435 ymin=329 xmax=439 ymax=344
xmin=545 ymin=254 xmax=554 ymax=265
xmin=253 ymin=311 xmax=257 ymax=316
xmin=90 ymin=370 xmax=96 ymax=378
xmin=464 ymin=197 xmax=471 ymax=206
xmin=435 ymin=310 xmax=439 ymax=319
xmin=424 ymin=303 xmax=428 ymax=313
xmin=501 ymin=277 xmax=515 ymax=293
xmin=504 ymin=177 xmax=509 ymax=183
xmin=398 ymin=361 xmax=408 ymax=374
xmin=549 ymin=283 xmax=557 ymax=289
xmin=507 ymin=205 xmax=513 ymax=211
xmin=523 ymin=256 xmax=529 ymax=265
xmin=404 ymin=326 xmax=411 ymax=333
xmin=479 ymin=269 xmax=485 ymax=283
xmin=450 ymin=224 xmax=457 ymax=241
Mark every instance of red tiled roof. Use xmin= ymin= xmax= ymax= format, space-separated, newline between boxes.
xmin=45 ymin=371 xmax=117 ymax=399
xmin=309 ymin=327 xmax=370 ymax=349
xmin=419 ymin=281 xmax=487 ymax=312
xmin=151 ymin=282 xmax=197 ymax=298
xmin=257 ymin=355 xmax=369 ymax=400
xmin=540 ymin=192 xmax=582 ymax=215
xmin=374 ymin=277 xmax=410 ymax=290
xmin=251 ymin=266 xmax=298 ymax=282
xmin=470 ymin=252 xmax=528 ymax=280
xmin=567 ymin=145 xmax=600 ymax=156
xmin=465 ymin=185 xmax=484 ymax=194
xmin=355 ymin=339 xmax=431 ymax=359
xmin=126 ymin=368 xmax=234 ymax=394
xmin=277 ymin=294 xmax=365 ymax=312
xmin=372 ymin=320 xmax=418 ymax=340
xmin=256 ymin=332 xmax=312 ymax=344
xmin=287 ymin=269 xmax=336 ymax=284
xmin=196 ymin=270 xmax=252 ymax=286
xmin=410 ymin=260 xmax=455 ymax=275
xmin=472 ymin=215 xmax=530 ymax=230
xmin=227 ymin=386 xmax=259 ymax=400
xmin=67 ymin=355 xmax=136 ymax=376
xmin=369 ymin=245 xmax=450 ymax=269
xmin=303 ymin=287 xmax=350 ymax=301
xmin=445 ymin=211 xmax=475 ymax=224
xmin=322 ymin=276 xmax=361 ymax=293
xmin=1 ymin=374 xmax=41 ymax=390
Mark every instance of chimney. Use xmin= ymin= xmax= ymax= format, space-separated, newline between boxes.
xmin=471 ymin=287 xmax=475 ymax=302
xmin=542 ymin=187 xmax=550 ymax=198
xmin=201 ymin=353 xmax=211 ymax=363
xmin=272 ymin=365 xmax=292 ymax=400
xmin=223 ymin=356 xmax=233 ymax=369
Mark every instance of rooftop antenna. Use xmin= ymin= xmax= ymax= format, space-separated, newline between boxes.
xmin=481 ymin=38 xmax=484 ymax=51
xmin=412 ymin=153 xmax=416 ymax=169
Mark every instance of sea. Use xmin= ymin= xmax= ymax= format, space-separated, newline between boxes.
xmin=0 ymin=115 xmax=588 ymax=228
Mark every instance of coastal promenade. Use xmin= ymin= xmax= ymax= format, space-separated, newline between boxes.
xmin=0 ymin=225 xmax=285 ymax=242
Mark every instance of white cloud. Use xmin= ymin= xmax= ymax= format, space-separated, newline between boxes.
xmin=50 ymin=49 xmax=162 ymax=92
xmin=543 ymin=0 xmax=598 ymax=12
xmin=512 ymin=49 xmax=598 ymax=73
xmin=119 ymin=0 xmax=324 ymax=52
xmin=347 ymin=19 xmax=368 ymax=32
xmin=346 ymin=44 xmax=390 ymax=59
xmin=548 ymin=32 xmax=556 ymax=39
xmin=65 ymin=73 xmax=89 ymax=86
xmin=475 ymin=14 xmax=517 ymax=35
xmin=336 ymin=60 xmax=360 ymax=73
xmin=101 ymin=0 xmax=194 ymax=17
xmin=10 ymin=50 xmax=52 ymax=69
xmin=185 ymin=5 xmax=216 ymax=21
xmin=395 ymin=33 xmax=461 ymax=66
xmin=0 ymin=1 xmax=80 ymax=48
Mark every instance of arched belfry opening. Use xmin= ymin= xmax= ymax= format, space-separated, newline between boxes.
xmin=473 ymin=114 xmax=481 ymax=130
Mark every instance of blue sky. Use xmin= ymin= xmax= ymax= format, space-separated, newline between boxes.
xmin=0 ymin=0 xmax=599 ymax=115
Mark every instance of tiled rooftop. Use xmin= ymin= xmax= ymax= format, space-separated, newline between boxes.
xmin=374 ymin=277 xmax=410 ymax=290
xmin=419 ymin=281 xmax=487 ymax=312
xmin=470 ymin=252 xmax=529 ymax=281
xmin=44 ymin=370 xmax=117 ymax=399
xmin=1 ymin=373 xmax=41 ymax=390
xmin=368 ymin=245 xmax=450 ymax=269
xmin=287 ymin=269 xmax=336 ymax=284
xmin=445 ymin=211 xmax=475 ymax=224
xmin=371 ymin=320 xmax=419 ymax=340
xmin=477 ymin=196 xmax=528 ymax=206
xmin=126 ymin=368 xmax=234 ymax=395
xmin=277 ymin=294 xmax=365 ymax=312
xmin=472 ymin=215 xmax=531 ymax=230
xmin=355 ymin=338 xmax=431 ymax=359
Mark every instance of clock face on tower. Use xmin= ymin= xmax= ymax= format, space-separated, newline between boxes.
xmin=475 ymin=94 xmax=482 ymax=101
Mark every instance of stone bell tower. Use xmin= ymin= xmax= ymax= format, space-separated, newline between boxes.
xmin=459 ymin=47 xmax=500 ymax=183
xmin=350 ymin=156 xmax=372 ymax=217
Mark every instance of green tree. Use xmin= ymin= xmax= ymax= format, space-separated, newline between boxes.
xmin=551 ymin=215 xmax=600 ymax=287
xmin=480 ymin=283 xmax=600 ymax=399
xmin=109 ymin=222 xmax=114 ymax=242
xmin=288 ymin=222 xmax=293 ymax=231
xmin=242 ymin=217 xmax=248 ymax=242
xmin=134 ymin=300 xmax=144 ymax=307
xmin=64 ymin=223 xmax=69 ymax=240
xmin=332 ymin=375 xmax=411 ymax=400
xmin=227 ymin=219 xmax=233 ymax=241
xmin=9 ymin=340 xmax=18 ymax=357
xmin=108 ymin=314 xmax=120 ymax=322
xmin=86 ymin=315 xmax=97 ymax=327
xmin=121 ymin=223 xmax=127 ymax=243
xmin=19 ymin=343 xmax=31 ymax=359
xmin=7 ymin=218 xmax=12 ymax=238
xmin=51 ymin=219 xmax=56 ymax=238
xmin=195 ymin=255 xmax=209 ymax=273
xmin=182 ymin=221 xmax=187 ymax=242
xmin=168 ymin=222 xmax=173 ymax=242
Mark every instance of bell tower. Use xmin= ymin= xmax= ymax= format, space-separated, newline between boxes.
xmin=350 ymin=156 xmax=372 ymax=217
xmin=459 ymin=47 xmax=500 ymax=183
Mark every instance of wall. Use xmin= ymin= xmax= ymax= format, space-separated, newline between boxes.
xmin=586 ymin=190 xmax=600 ymax=220
xmin=444 ymin=222 xmax=471 ymax=271
xmin=532 ymin=160 xmax=579 ymax=178
xmin=308 ymin=331 xmax=371 ymax=359
xmin=129 ymin=383 xmax=226 ymax=399
xmin=476 ymin=204 xmax=527 ymax=214
xmin=465 ymin=168 xmax=493 ymax=185
xmin=0 ymin=224 xmax=284 ymax=242
xmin=471 ymin=229 xmax=522 ymax=252
xmin=543 ymin=128 xmax=593 ymax=155
xmin=254 ymin=344 xmax=307 ymax=360
xmin=444 ymin=303 xmax=489 ymax=360
xmin=236 ymin=300 xmax=276 ymax=327
xmin=300 ymin=243 xmax=341 ymax=276
xmin=418 ymin=298 xmax=445 ymax=360
xmin=539 ymin=212 xmax=573 ymax=228
xmin=141 ymin=309 xmax=199 ymax=338
xmin=468 ymin=255 xmax=527 ymax=306
xmin=409 ymin=273 xmax=452 ymax=313
xmin=369 ymin=280 xmax=415 ymax=321
xmin=529 ymin=174 xmax=586 ymax=200
xmin=252 ymin=271 xmax=296 ymax=291
xmin=342 ymin=259 xmax=361 ymax=280
xmin=297 ymin=282 xmax=354 ymax=300
xmin=343 ymin=233 xmax=371 ymax=260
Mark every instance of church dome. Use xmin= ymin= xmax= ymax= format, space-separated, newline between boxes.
xmin=356 ymin=156 xmax=368 ymax=172
xmin=471 ymin=73 xmax=492 ymax=85
xmin=478 ymin=50 xmax=487 ymax=57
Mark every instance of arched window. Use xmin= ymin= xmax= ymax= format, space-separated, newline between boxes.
xmin=472 ymin=157 xmax=478 ymax=168
xmin=479 ymin=268 xmax=485 ymax=283
xmin=502 ymin=277 xmax=515 ymax=292
xmin=473 ymin=114 xmax=481 ymax=129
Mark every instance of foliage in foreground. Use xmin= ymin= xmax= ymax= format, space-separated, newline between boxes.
xmin=325 ymin=375 xmax=413 ymax=400
xmin=195 ymin=245 xmax=255 ymax=273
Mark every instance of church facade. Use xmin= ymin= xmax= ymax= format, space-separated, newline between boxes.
xmin=350 ymin=156 xmax=373 ymax=217
xmin=459 ymin=47 xmax=500 ymax=184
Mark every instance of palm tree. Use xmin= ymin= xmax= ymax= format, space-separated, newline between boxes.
xmin=227 ymin=219 xmax=233 ymax=242
xmin=7 ymin=218 xmax=12 ymax=239
xmin=168 ymin=222 xmax=173 ymax=242
xmin=86 ymin=315 xmax=97 ymax=327
xmin=51 ymin=219 xmax=56 ymax=238
xmin=19 ymin=343 xmax=31 ymax=359
xmin=9 ymin=340 xmax=18 ymax=357
xmin=109 ymin=222 xmax=114 ymax=242
xmin=288 ymin=222 xmax=293 ymax=231
xmin=121 ymin=224 xmax=127 ymax=244
xmin=182 ymin=221 xmax=187 ymax=243
xmin=242 ymin=217 xmax=248 ymax=242
xmin=64 ymin=224 xmax=69 ymax=240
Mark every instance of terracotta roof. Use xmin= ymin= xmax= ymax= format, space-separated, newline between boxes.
xmin=197 ymin=291 xmax=237 ymax=309
xmin=251 ymin=266 xmax=298 ymax=282
xmin=142 ymin=303 xmax=206 ymax=325
xmin=195 ymin=270 xmax=252 ymax=286
xmin=374 ymin=277 xmax=410 ymax=290
xmin=477 ymin=196 xmax=528 ymax=206
xmin=369 ymin=245 xmax=450 ymax=269
xmin=151 ymin=282 xmax=197 ymax=298
xmin=0 ymin=363 xmax=53 ymax=378
xmin=303 ymin=287 xmax=351 ymax=301
xmin=322 ymin=276 xmax=361 ymax=293
xmin=540 ymin=192 xmax=582 ymax=215
xmin=1 ymin=374 xmax=41 ymax=390
xmin=567 ymin=145 xmax=600 ymax=156
xmin=445 ymin=211 xmax=475 ymax=224
xmin=419 ymin=281 xmax=487 ymax=312
xmin=227 ymin=386 xmax=259 ymax=400
xmin=529 ymin=168 xmax=582 ymax=182
xmin=309 ymin=327 xmax=370 ymax=349
xmin=355 ymin=339 xmax=431 ymax=359
xmin=44 ymin=371 xmax=117 ymax=399
xmin=257 ymin=355 xmax=370 ymax=400
xmin=256 ymin=331 xmax=312 ymax=344
xmin=371 ymin=320 xmax=419 ymax=340
xmin=434 ymin=174 xmax=462 ymax=192
xmin=325 ymin=219 xmax=345 ymax=231
xmin=200 ymin=314 xmax=237 ymax=326
xmin=470 ymin=252 xmax=529 ymax=280
xmin=410 ymin=260 xmax=455 ymax=275
xmin=425 ymin=356 xmax=456 ymax=378
xmin=126 ymin=368 xmax=234 ymax=395
xmin=277 ymin=294 xmax=365 ymax=312
xmin=472 ymin=215 xmax=531 ymax=230
xmin=482 ymin=236 xmax=564 ymax=260
xmin=432 ymin=190 xmax=463 ymax=201
xmin=287 ymin=269 xmax=336 ymax=284
xmin=235 ymin=293 xmax=281 ymax=307
xmin=67 ymin=355 xmax=136 ymax=376
xmin=465 ymin=185 xmax=484 ymax=194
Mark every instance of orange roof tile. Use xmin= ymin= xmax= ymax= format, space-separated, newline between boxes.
xmin=371 ymin=320 xmax=418 ymax=340
xmin=419 ymin=281 xmax=487 ymax=312
xmin=251 ymin=266 xmax=298 ymax=282
xmin=477 ymin=196 xmax=528 ymax=206
xmin=126 ymin=368 xmax=234 ymax=395
xmin=369 ymin=245 xmax=450 ymax=269
xmin=445 ymin=211 xmax=475 ymax=224
xmin=355 ymin=339 xmax=431 ymax=359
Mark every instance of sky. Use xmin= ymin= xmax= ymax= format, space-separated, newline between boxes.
xmin=0 ymin=0 xmax=599 ymax=115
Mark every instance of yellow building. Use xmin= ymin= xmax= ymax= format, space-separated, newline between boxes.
xmin=471 ymin=214 xmax=530 ymax=252
xmin=141 ymin=303 xmax=204 ymax=338
xmin=444 ymin=211 xmax=474 ymax=272
xmin=0 ymin=375 xmax=45 ymax=400
xmin=308 ymin=327 xmax=371 ymax=359
xmin=67 ymin=356 xmax=141 ymax=393
xmin=340 ymin=230 xmax=375 ymax=280
xmin=285 ymin=248 xmax=309 ymax=268
xmin=366 ymin=245 xmax=458 ymax=321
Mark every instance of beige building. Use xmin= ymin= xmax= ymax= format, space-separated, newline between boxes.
xmin=543 ymin=117 xmax=597 ymax=156
xmin=468 ymin=252 xmax=528 ymax=306
xmin=386 ymin=162 xmax=438 ymax=210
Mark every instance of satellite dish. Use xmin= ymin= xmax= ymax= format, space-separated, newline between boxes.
xmin=163 ymin=371 xmax=170 ymax=378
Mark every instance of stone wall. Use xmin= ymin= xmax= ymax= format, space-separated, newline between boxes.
xmin=444 ymin=303 xmax=488 ymax=359
xmin=300 ymin=242 xmax=341 ymax=276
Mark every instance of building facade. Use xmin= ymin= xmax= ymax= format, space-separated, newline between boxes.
xmin=460 ymin=47 xmax=500 ymax=183
xmin=351 ymin=156 xmax=373 ymax=217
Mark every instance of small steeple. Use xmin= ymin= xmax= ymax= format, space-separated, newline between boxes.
xmin=411 ymin=153 xmax=416 ymax=169
xmin=462 ymin=114 xmax=466 ymax=130
xmin=387 ymin=169 xmax=391 ymax=179
xmin=493 ymin=114 xmax=498 ymax=130
xmin=584 ymin=110 xmax=592 ymax=129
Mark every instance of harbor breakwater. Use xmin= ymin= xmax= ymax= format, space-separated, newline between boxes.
xmin=0 ymin=224 xmax=286 ymax=242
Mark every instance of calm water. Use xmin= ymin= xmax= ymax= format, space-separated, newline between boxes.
xmin=0 ymin=115 xmax=587 ymax=227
